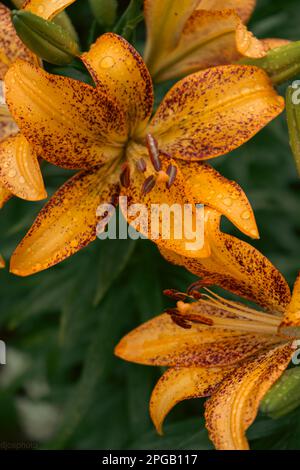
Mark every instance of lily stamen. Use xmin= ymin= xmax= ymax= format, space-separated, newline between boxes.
xmin=166 ymin=164 xmax=177 ymax=189
xmin=136 ymin=158 xmax=147 ymax=173
xmin=120 ymin=163 xmax=130 ymax=188
xmin=176 ymin=300 xmax=281 ymax=335
xmin=202 ymin=287 xmax=283 ymax=321
xmin=146 ymin=133 xmax=162 ymax=172
xmin=141 ymin=174 xmax=156 ymax=196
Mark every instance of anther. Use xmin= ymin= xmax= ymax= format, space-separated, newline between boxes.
xmin=120 ymin=163 xmax=130 ymax=188
xmin=146 ymin=133 xmax=162 ymax=172
xmin=141 ymin=175 xmax=156 ymax=196
xmin=163 ymin=289 xmax=188 ymax=301
xmin=187 ymin=279 xmax=214 ymax=296
xmin=170 ymin=314 xmax=192 ymax=330
xmin=166 ymin=164 xmax=177 ymax=189
xmin=136 ymin=158 xmax=147 ymax=173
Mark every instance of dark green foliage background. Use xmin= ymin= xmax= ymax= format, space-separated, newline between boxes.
xmin=0 ymin=0 xmax=300 ymax=450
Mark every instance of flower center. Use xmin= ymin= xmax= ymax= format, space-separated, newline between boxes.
xmin=119 ymin=134 xmax=177 ymax=195
xmin=165 ymin=287 xmax=283 ymax=336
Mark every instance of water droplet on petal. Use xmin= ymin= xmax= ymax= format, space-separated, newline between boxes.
xmin=241 ymin=210 xmax=251 ymax=220
xmin=19 ymin=176 xmax=25 ymax=184
xmin=8 ymin=169 xmax=16 ymax=178
xmin=100 ymin=56 xmax=115 ymax=69
xmin=223 ymin=197 xmax=232 ymax=207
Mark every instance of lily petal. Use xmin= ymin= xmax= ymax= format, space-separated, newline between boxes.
xmin=121 ymin=151 xmax=211 ymax=258
xmin=150 ymin=366 xmax=233 ymax=434
xmin=0 ymin=3 xmax=37 ymax=79
xmin=23 ymin=0 xmax=77 ymax=20
xmin=177 ymin=160 xmax=259 ymax=239
xmin=5 ymin=60 xmax=127 ymax=169
xmin=280 ymin=273 xmax=300 ymax=330
xmin=205 ymin=344 xmax=293 ymax=450
xmin=10 ymin=167 xmax=120 ymax=276
xmin=144 ymin=0 xmax=200 ymax=75
xmin=115 ymin=312 xmax=281 ymax=367
xmin=150 ymin=65 xmax=284 ymax=161
xmin=153 ymin=10 xmax=266 ymax=83
xmin=0 ymin=183 xmax=12 ymax=208
xmin=197 ymin=0 xmax=256 ymax=23
xmin=0 ymin=133 xmax=46 ymax=201
xmin=82 ymin=33 xmax=153 ymax=138
xmin=0 ymin=255 xmax=5 ymax=268
xmin=160 ymin=208 xmax=291 ymax=312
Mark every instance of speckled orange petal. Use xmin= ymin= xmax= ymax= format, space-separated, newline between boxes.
xmin=150 ymin=65 xmax=284 ymax=161
xmin=10 ymin=167 xmax=120 ymax=276
xmin=280 ymin=274 xmax=300 ymax=330
xmin=144 ymin=0 xmax=200 ymax=76
xmin=205 ymin=344 xmax=293 ymax=450
xmin=150 ymin=366 xmax=233 ymax=434
xmin=121 ymin=151 xmax=210 ymax=258
xmin=177 ymin=160 xmax=258 ymax=239
xmin=82 ymin=33 xmax=153 ymax=138
xmin=5 ymin=60 xmax=127 ymax=170
xmin=0 ymin=3 xmax=37 ymax=80
xmin=23 ymin=0 xmax=77 ymax=20
xmin=197 ymin=0 xmax=256 ymax=23
xmin=153 ymin=10 xmax=266 ymax=83
xmin=0 ymin=254 xmax=5 ymax=268
xmin=0 ymin=133 xmax=46 ymax=201
xmin=0 ymin=183 xmax=11 ymax=208
xmin=160 ymin=208 xmax=291 ymax=312
xmin=115 ymin=312 xmax=280 ymax=368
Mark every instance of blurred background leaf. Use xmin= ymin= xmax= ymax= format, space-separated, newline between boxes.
xmin=1 ymin=0 xmax=300 ymax=450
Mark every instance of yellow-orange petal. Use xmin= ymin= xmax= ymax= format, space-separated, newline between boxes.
xmin=23 ymin=0 xmax=77 ymax=20
xmin=150 ymin=366 xmax=233 ymax=434
xmin=280 ymin=274 xmax=300 ymax=331
xmin=153 ymin=10 xmax=266 ymax=83
xmin=0 ymin=3 xmax=37 ymax=80
xmin=0 ymin=183 xmax=11 ymax=208
xmin=160 ymin=208 xmax=291 ymax=312
xmin=10 ymin=167 xmax=120 ymax=276
xmin=82 ymin=33 xmax=153 ymax=138
xmin=0 ymin=254 xmax=5 ymax=268
xmin=115 ymin=312 xmax=281 ymax=368
xmin=0 ymin=133 xmax=46 ymax=201
xmin=121 ymin=149 xmax=210 ymax=259
xmin=205 ymin=343 xmax=293 ymax=450
xmin=177 ymin=160 xmax=259 ymax=239
xmin=5 ymin=60 xmax=127 ymax=170
xmin=197 ymin=0 xmax=256 ymax=23
xmin=144 ymin=0 xmax=200 ymax=76
xmin=150 ymin=65 xmax=284 ymax=161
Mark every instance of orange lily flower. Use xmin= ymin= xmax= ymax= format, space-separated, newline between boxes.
xmin=2 ymin=30 xmax=284 ymax=276
xmin=144 ymin=0 xmax=289 ymax=82
xmin=115 ymin=259 xmax=300 ymax=450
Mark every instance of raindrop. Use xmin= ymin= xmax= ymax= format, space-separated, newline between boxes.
xmin=223 ymin=197 xmax=232 ymax=207
xmin=8 ymin=169 xmax=16 ymax=178
xmin=241 ymin=210 xmax=251 ymax=220
xmin=100 ymin=56 xmax=115 ymax=69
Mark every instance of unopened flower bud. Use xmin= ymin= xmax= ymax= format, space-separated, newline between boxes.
xmin=12 ymin=10 xmax=80 ymax=65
